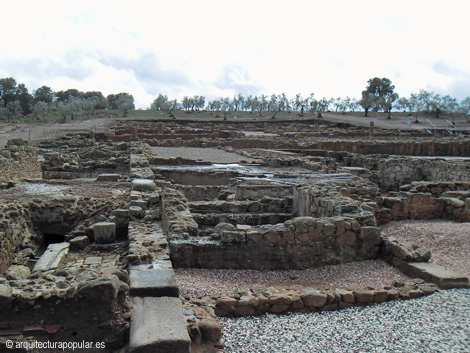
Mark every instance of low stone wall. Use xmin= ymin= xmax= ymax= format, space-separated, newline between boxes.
xmin=0 ymin=139 xmax=41 ymax=182
xmin=212 ymin=280 xmax=439 ymax=317
xmin=376 ymin=157 xmax=470 ymax=190
xmin=375 ymin=183 xmax=470 ymax=224
xmin=400 ymin=181 xmax=470 ymax=196
xmin=0 ymin=269 xmax=130 ymax=348
xmin=170 ymin=216 xmax=382 ymax=270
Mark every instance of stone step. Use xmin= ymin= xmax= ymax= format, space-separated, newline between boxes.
xmin=129 ymin=264 xmax=179 ymax=297
xmin=33 ymin=242 xmax=69 ymax=272
xmin=401 ymin=262 xmax=470 ymax=289
xmin=129 ymin=296 xmax=190 ymax=353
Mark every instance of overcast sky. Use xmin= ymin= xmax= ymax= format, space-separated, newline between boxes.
xmin=1 ymin=0 xmax=469 ymax=108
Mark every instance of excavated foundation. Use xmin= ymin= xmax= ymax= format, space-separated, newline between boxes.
xmin=0 ymin=118 xmax=469 ymax=352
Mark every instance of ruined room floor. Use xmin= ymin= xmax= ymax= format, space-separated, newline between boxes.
xmin=0 ymin=178 xmax=129 ymax=200
xmin=175 ymin=260 xmax=409 ymax=298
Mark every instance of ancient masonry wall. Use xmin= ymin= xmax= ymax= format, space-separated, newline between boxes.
xmin=0 ymin=201 xmax=36 ymax=274
xmin=375 ymin=181 xmax=470 ymax=224
xmin=0 ymin=139 xmax=41 ymax=182
xmin=170 ymin=217 xmax=383 ymax=270
xmin=39 ymin=137 xmax=130 ymax=179
xmin=167 ymin=181 xmax=383 ymax=270
xmin=213 ymin=280 xmax=439 ymax=317
xmin=334 ymin=152 xmax=470 ymax=191
xmin=375 ymin=157 xmax=470 ymax=190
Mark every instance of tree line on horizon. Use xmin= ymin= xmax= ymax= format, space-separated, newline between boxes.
xmin=150 ymin=78 xmax=470 ymax=122
xmin=1 ymin=76 xmax=470 ymax=122
xmin=0 ymin=77 xmax=135 ymax=122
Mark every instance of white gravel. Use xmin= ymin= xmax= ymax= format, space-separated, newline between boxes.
xmin=220 ymin=288 xmax=470 ymax=353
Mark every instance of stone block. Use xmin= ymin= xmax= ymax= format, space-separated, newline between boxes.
xmin=129 ymin=297 xmax=190 ymax=353
xmin=220 ymin=231 xmax=246 ymax=243
xmin=5 ymin=265 xmax=30 ymax=280
xmin=301 ymin=289 xmax=327 ymax=308
xmin=93 ymin=222 xmax=116 ymax=243
xmin=132 ymin=179 xmax=156 ymax=192
xmin=214 ymin=222 xmax=236 ymax=234
xmin=129 ymin=265 xmax=179 ymax=297
xmin=360 ymin=227 xmax=382 ymax=246
xmin=353 ymin=289 xmax=375 ymax=303
xmin=77 ymin=275 xmax=120 ymax=302
xmin=129 ymin=206 xmax=145 ymax=219
xmin=69 ymin=235 xmax=89 ymax=250
xmin=198 ymin=319 xmax=222 ymax=343
xmin=338 ymin=231 xmax=356 ymax=247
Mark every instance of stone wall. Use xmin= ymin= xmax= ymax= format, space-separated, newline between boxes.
xmin=28 ymin=197 xmax=126 ymax=241
xmin=39 ymin=137 xmax=129 ymax=179
xmin=170 ymin=216 xmax=382 ymax=270
xmin=313 ymin=139 xmax=470 ymax=157
xmin=173 ymin=185 xmax=225 ymax=201
xmin=161 ymin=188 xmax=199 ymax=237
xmin=0 ymin=201 xmax=37 ymax=274
xmin=235 ymin=185 xmax=294 ymax=200
xmin=0 ymin=139 xmax=41 ymax=182
xmin=213 ymin=280 xmax=439 ymax=317
xmin=375 ymin=157 xmax=470 ymax=190
xmin=375 ymin=182 xmax=470 ymax=224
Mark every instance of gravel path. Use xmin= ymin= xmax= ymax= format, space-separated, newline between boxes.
xmin=175 ymin=260 xmax=409 ymax=297
xmin=220 ymin=288 xmax=470 ymax=353
xmin=381 ymin=220 xmax=470 ymax=277
xmin=151 ymin=146 xmax=254 ymax=164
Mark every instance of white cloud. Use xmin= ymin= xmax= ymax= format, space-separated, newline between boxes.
xmin=1 ymin=0 xmax=469 ymax=108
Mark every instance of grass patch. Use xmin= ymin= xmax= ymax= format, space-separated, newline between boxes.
xmin=14 ymin=118 xmax=44 ymax=124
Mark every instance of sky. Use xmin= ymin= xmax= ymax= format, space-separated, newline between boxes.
xmin=1 ymin=0 xmax=469 ymax=109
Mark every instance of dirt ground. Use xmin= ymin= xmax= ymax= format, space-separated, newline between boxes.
xmin=1 ymin=110 xmax=469 ymax=148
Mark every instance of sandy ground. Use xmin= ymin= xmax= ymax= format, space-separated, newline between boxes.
xmin=1 ymin=111 xmax=468 ymax=149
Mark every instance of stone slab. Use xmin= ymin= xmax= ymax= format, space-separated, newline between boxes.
xmin=129 ymin=296 xmax=190 ymax=353
xmin=33 ymin=243 xmax=69 ymax=272
xmin=84 ymin=256 xmax=103 ymax=265
xmin=130 ymin=265 xmax=179 ymax=297
xmin=403 ymin=262 xmax=470 ymax=289
xmin=96 ymin=174 xmax=119 ymax=182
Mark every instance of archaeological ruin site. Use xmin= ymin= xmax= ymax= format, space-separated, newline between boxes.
xmin=0 ymin=115 xmax=469 ymax=352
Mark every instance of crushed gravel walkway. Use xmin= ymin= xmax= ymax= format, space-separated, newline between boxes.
xmin=220 ymin=288 xmax=470 ymax=353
